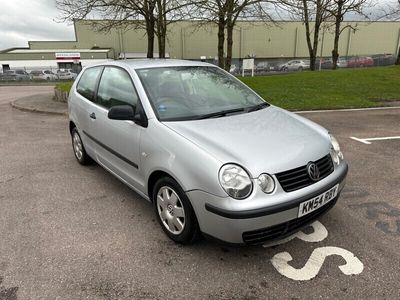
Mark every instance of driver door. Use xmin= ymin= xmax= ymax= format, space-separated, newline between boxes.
xmin=89 ymin=66 xmax=145 ymax=192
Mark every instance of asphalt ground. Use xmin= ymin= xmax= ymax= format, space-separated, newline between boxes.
xmin=0 ymin=86 xmax=400 ymax=299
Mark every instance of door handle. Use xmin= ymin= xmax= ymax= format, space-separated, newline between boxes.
xmin=89 ymin=112 xmax=96 ymax=119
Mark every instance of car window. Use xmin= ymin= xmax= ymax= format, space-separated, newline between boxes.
xmin=76 ymin=66 xmax=103 ymax=101
xmin=97 ymin=67 xmax=138 ymax=109
xmin=137 ymin=66 xmax=266 ymax=121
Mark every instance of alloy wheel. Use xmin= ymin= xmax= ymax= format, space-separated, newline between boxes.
xmin=156 ymin=186 xmax=186 ymax=235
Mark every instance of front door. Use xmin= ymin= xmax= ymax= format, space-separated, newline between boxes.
xmin=88 ymin=66 xmax=145 ymax=192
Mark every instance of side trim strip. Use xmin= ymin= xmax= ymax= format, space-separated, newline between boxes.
xmin=205 ymin=163 xmax=348 ymax=219
xmin=83 ymin=130 xmax=138 ymax=169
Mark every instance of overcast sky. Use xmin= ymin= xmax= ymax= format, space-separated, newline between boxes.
xmin=0 ymin=0 xmax=75 ymax=50
xmin=0 ymin=0 xmax=397 ymax=51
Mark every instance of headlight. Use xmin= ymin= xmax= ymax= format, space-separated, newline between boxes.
xmin=330 ymin=134 xmax=344 ymax=165
xmin=258 ymin=173 xmax=275 ymax=194
xmin=219 ymin=164 xmax=253 ymax=199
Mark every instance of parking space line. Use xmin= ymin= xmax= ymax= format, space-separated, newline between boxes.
xmin=351 ymin=136 xmax=400 ymax=144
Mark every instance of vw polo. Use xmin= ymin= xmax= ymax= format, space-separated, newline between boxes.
xmin=68 ymin=60 xmax=348 ymax=245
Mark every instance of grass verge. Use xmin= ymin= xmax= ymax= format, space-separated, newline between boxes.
xmin=55 ymin=81 xmax=73 ymax=93
xmin=240 ymin=66 xmax=400 ymax=110
xmin=53 ymin=66 xmax=400 ymax=110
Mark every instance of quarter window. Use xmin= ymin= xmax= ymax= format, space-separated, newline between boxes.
xmin=76 ymin=66 xmax=103 ymax=101
xmin=97 ymin=67 xmax=138 ymax=109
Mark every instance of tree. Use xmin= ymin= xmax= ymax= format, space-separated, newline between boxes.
xmin=56 ymin=0 xmax=194 ymax=58
xmin=327 ymin=0 xmax=369 ymax=69
xmin=196 ymin=0 xmax=274 ymax=71
xmin=279 ymin=0 xmax=332 ymax=71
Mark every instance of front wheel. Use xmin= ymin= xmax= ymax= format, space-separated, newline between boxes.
xmin=153 ymin=177 xmax=200 ymax=244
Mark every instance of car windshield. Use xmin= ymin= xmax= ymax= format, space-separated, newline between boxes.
xmin=136 ymin=66 xmax=268 ymax=121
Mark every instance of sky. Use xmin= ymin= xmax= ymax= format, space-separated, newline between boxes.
xmin=0 ymin=0 xmax=397 ymax=51
xmin=0 ymin=0 xmax=75 ymax=50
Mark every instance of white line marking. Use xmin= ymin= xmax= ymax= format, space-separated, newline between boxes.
xmin=271 ymin=246 xmax=364 ymax=281
xmin=351 ymin=136 xmax=400 ymax=144
xmin=350 ymin=137 xmax=371 ymax=144
xmin=365 ymin=136 xmax=400 ymax=142
xmin=263 ymin=221 xmax=328 ymax=248
xmin=296 ymin=106 xmax=400 ymax=114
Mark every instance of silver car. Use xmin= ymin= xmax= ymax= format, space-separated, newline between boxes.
xmin=280 ymin=60 xmax=310 ymax=72
xmin=68 ymin=60 xmax=348 ymax=245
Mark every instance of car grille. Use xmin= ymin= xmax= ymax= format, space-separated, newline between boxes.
xmin=275 ymin=154 xmax=334 ymax=193
xmin=242 ymin=197 xmax=337 ymax=245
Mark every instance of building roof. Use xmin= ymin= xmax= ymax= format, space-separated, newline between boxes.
xmin=5 ymin=49 xmax=111 ymax=54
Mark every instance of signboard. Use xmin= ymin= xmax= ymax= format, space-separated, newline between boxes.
xmin=55 ymin=53 xmax=81 ymax=60
xmin=242 ymin=58 xmax=255 ymax=77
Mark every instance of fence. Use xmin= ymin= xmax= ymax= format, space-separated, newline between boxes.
xmin=0 ymin=53 xmax=397 ymax=82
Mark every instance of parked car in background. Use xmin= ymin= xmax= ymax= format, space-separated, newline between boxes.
xmin=347 ymin=56 xmax=374 ymax=68
xmin=337 ymin=57 xmax=348 ymax=68
xmin=255 ymin=62 xmax=270 ymax=73
xmin=229 ymin=64 xmax=238 ymax=74
xmin=0 ymin=70 xmax=30 ymax=81
xmin=280 ymin=60 xmax=310 ymax=71
xmin=30 ymin=70 xmax=58 ymax=81
xmin=371 ymin=54 xmax=395 ymax=66
xmin=57 ymin=69 xmax=78 ymax=80
xmin=316 ymin=58 xmax=334 ymax=69
xmin=68 ymin=60 xmax=348 ymax=245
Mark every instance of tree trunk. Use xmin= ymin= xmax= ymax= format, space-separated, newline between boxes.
xmin=302 ymin=0 xmax=316 ymax=71
xmin=225 ymin=23 xmax=234 ymax=72
xmin=146 ymin=17 xmax=155 ymax=58
xmin=156 ymin=0 xmax=166 ymax=58
xmin=332 ymin=2 xmax=343 ymax=70
xmin=396 ymin=47 xmax=400 ymax=65
xmin=311 ymin=26 xmax=320 ymax=71
xmin=217 ymin=17 xmax=226 ymax=68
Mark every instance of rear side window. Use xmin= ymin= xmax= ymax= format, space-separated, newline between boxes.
xmin=97 ymin=67 xmax=138 ymax=109
xmin=77 ymin=67 xmax=103 ymax=101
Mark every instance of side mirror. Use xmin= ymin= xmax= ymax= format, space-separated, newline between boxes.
xmin=108 ymin=105 xmax=147 ymax=127
xmin=108 ymin=105 xmax=136 ymax=121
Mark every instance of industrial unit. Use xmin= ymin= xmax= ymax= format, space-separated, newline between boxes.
xmin=0 ymin=19 xmax=399 ymax=71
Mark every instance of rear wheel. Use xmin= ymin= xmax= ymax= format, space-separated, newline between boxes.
xmin=153 ymin=177 xmax=200 ymax=244
xmin=71 ymin=128 xmax=93 ymax=165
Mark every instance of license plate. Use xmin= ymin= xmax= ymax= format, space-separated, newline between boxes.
xmin=298 ymin=185 xmax=339 ymax=218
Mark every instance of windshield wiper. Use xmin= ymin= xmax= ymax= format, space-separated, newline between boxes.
xmin=196 ymin=108 xmax=247 ymax=120
xmin=246 ymin=102 xmax=269 ymax=113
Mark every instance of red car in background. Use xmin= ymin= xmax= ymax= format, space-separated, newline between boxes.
xmin=347 ymin=56 xmax=374 ymax=68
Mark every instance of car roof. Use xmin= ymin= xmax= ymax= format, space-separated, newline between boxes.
xmin=90 ymin=59 xmax=216 ymax=70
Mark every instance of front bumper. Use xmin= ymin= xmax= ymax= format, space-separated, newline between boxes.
xmin=187 ymin=161 xmax=348 ymax=244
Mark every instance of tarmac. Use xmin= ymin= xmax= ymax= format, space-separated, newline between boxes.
xmin=1 ymin=85 xmax=400 ymax=299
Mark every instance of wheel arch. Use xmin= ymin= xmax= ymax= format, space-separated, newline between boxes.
xmin=69 ymin=121 xmax=76 ymax=135
xmin=147 ymin=170 xmax=182 ymax=202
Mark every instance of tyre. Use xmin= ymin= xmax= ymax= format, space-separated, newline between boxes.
xmin=71 ymin=127 xmax=93 ymax=165
xmin=298 ymin=67 xmax=303 ymax=71
xmin=153 ymin=177 xmax=200 ymax=244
